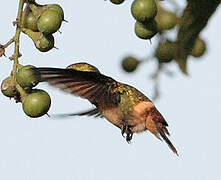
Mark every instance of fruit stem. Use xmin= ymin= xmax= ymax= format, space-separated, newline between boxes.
xmin=151 ymin=63 xmax=162 ymax=101
xmin=12 ymin=0 xmax=25 ymax=79
xmin=15 ymin=84 xmax=28 ymax=103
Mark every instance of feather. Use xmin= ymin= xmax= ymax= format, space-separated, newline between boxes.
xmin=51 ymin=108 xmax=103 ymax=119
xmin=36 ymin=68 xmax=121 ymax=106
xmin=158 ymin=128 xmax=178 ymax=156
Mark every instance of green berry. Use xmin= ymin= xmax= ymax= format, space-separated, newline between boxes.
xmin=135 ymin=20 xmax=158 ymax=40
xmin=110 ymin=0 xmax=125 ymax=5
xmin=36 ymin=34 xmax=55 ymax=52
xmin=191 ymin=38 xmax=206 ymax=57
xmin=1 ymin=77 xmax=14 ymax=98
xmin=29 ymin=3 xmax=48 ymax=20
xmin=131 ymin=0 xmax=157 ymax=22
xmin=155 ymin=41 xmax=175 ymax=63
xmin=48 ymin=4 xmax=64 ymax=21
xmin=24 ymin=11 xmax=38 ymax=31
xmin=23 ymin=89 xmax=51 ymax=118
xmin=16 ymin=65 xmax=40 ymax=88
xmin=156 ymin=10 xmax=177 ymax=31
xmin=37 ymin=9 xmax=63 ymax=34
xmin=122 ymin=56 xmax=140 ymax=72
xmin=22 ymin=29 xmax=54 ymax=52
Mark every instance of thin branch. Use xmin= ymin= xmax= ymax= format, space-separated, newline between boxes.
xmin=151 ymin=63 xmax=163 ymax=100
xmin=3 ymin=37 xmax=15 ymax=48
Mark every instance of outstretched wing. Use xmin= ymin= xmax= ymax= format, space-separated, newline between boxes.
xmin=36 ymin=67 xmax=121 ymax=106
xmin=51 ymin=108 xmax=103 ymax=119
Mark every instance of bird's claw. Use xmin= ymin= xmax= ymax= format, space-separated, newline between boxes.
xmin=126 ymin=133 xmax=133 ymax=143
xmin=121 ymin=123 xmax=133 ymax=143
xmin=121 ymin=124 xmax=127 ymax=138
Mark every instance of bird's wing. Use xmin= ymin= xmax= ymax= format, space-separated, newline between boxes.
xmin=36 ymin=67 xmax=121 ymax=106
xmin=51 ymin=108 xmax=103 ymax=119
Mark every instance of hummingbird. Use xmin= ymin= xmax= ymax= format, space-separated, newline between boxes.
xmin=36 ymin=63 xmax=178 ymax=155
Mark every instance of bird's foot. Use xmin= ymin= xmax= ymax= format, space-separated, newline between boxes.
xmin=121 ymin=122 xmax=130 ymax=137
xmin=121 ymin=122 xmax=133 ymax=143
xmin=126 ymin=133 xmax=133 ymax=144
xmin=121 ymin=124 xmax=127 ymax=138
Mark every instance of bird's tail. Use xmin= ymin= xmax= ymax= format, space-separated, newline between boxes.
xmin=145 ymin=107 xmax=178 ymax=156
xmin=156 ymin=123 xmax=178 ymax=156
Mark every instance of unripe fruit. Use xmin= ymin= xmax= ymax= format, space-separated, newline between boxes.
xmin=22 ymin=29 xmax=55 ymax=52
xmin=29 ymin=3 xmax=48 ymax=19
xmin=67 ymin=63 xmax=100 ymax=73
xmin=135 ymin=20 xmax=158 ymax=40
xmin=191 ymin=38 xmax=206 ymax=57
xmin=48 ymin=4 xmax=64 ymax=20
xmin=110 ymin=0 xmax=125 ymax=5
xmin=37 ymin=9 xmax=63 ymax=34
xmin=36 ymin=34 xmax=55 ymax=52
xmin=1 ymin=77 xmax=14 ymax=98
xmin=122 ymin=56 xmax=140 ymax=72
xmin=16 ymin=65 xmax=40 ymax=88
xmin=23 ymin=89 xmax=51 ymax=118
xmin=156 ymin=10 xmax=177 ymax=31
xmin=24 ymin=12 xmax=38 ymax=31
xmin=155 ymin=41 xmax=175 ymax=63
xmin=131 ymin=0 xmax=157 ymax=22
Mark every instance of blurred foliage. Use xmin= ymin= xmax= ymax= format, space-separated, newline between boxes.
xmin=120 ymin=0 xmax=220 ymax=99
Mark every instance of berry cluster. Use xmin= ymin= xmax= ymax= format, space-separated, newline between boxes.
xmin=1 ymin=65 xmax=50 ymax=118
xmin=0 ymin=1 xmax=65 ymax=118
xmin=120 ymin=1 xmax=206 ymax=73
xmin=132 ymin=0 xmax=158 ymax=40
xmin=110 ymin=0 xmax=158 ymax=40
xmin=22 ymin=2 xmax=65 ymax=52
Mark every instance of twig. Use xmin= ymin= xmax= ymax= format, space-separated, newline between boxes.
xmin=0 ymin=38 xmax=15 ymax=57
xmin=3 ymin=37 xmax=15 ymax=48
xmin=151 ymin=63 xmax=163 ymax=100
